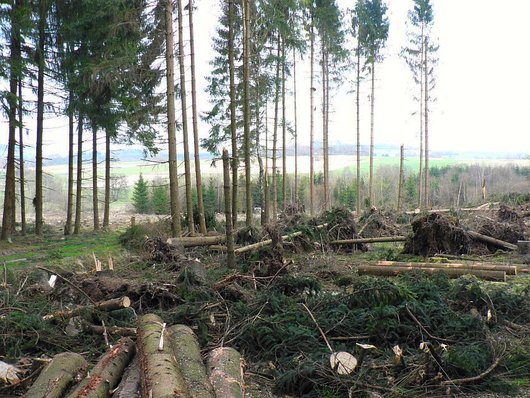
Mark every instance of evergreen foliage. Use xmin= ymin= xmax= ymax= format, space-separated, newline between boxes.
xmin=132 ymin=174 xmax=150 ymax=214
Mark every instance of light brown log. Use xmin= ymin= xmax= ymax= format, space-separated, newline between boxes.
xmin=85 ymin=323 xmax=137 ymax=337
xmin=331 ymin=236 xmax=407 ymax=245
xmin=137 ymin=314 xmax=190 ymax=398
xmin=467 ymin=230 xmax=518 ymax=251
xmin=207 ymin=347 xmax=244 ymax=398
xmin=167 ymin=235 xmax=226 ymax=248
xmin=358 ymin=265 xmax=506 ymax=282
xmin=113 ymin=355 xmax=140 ymax=398
xmin=168 ymin=325 xmax=216 ymax=398
xmin=43 ymin=296 xmax=131 ymax=320
xmin=234 ymin=224 xmax=327 ymax=255
xmin=26 ymin=352 xmax=88 ymax=398
xmin=376 ymin=261 xmax=517 ymax=275
xmin=66 ymin=337 xmax=135 ymax=398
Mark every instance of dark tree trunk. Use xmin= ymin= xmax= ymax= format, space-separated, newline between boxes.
xmin=356 ymin=43 xmax=361 ymax=213
xmin=243 ymin=0 xmax=252 ymax=226
xmin=92 ymin=126 xmax=100 ymax=230
xmin=281 ymin=39 xmax=287 ymax=209
xmin=223 ymin=149 xmax=235 ymax=268
xmin=293 ymin=48 xmax=298 ymax=201
xmin=74 ymin=114 xmax=83 ymax=234
xmin=176 ymin=0 xmax=195 ymax=235
xmin=103 ymin=130 xmax=110 ymax=228
xmin=228 ymin=0 xmax=238 ymax=229
xmin=271 ymin=34 xmax=281 ymax=219
xmin=18 ymin=77 xmax=26 ymax=235
xmin=64 ymin=91 xmax=74 ymax=235
xmin=309 ymin=17 xmax=315 ymax=216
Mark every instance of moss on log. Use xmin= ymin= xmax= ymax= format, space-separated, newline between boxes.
xmin=168 ymin=325 xmax=215 ymax=398
xmin=137 ymin=314 xmax=190 ymax=398
xmin=207 ymin=347 xmax=244 ymax=398
xmin=26 ymin=352 xmax=88 ymax=398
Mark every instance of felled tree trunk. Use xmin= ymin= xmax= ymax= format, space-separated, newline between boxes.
xmin=331 ymin=236 xmax=407 ymax=245
xmin=43 ymin=296 xmax=131 ymax=320
xmin=113 ymin=355 xmax=141 ymax=398
xmin=137 ymin=314 xmax=190 ymax=398
xmin=358 ymin=265 xmax=506 ymax=282
xmin=207 ymin=347 xmax=244 ymax=398
xmin=467 ymin=230 xmax=518 ymax=251
xmin=168 ymin=325 xmax=215 ymax=398
xmin=167 ymin=236 xmax=226 ymax=248
xmin=66 ymin=337 xmax=135 ymax=398
xmin=376 ymin=260 xmax=517 ymax=275
xmin=26 ymin=352 xmax=88 ymax=398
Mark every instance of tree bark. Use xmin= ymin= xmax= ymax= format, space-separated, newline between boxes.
xmin=281 ymin=39 xmax=287 ymax=209
xmin=368 ymin=58 xmax=375 ymax=207
xmin=74 ymin=113 xmax=83 ymax=235
xmin=35 ymin=0 xmax=47 ymax=236
xmin=66 ymin=338 xmax=135 ymax=398
xmin=228 ymin=0 xmax=238 ymax=228
xmin=176 ymin=0 xmax=195 ymax=236
xmin=467 ymin=230 xmax=518 ymax=251
xmin=188 ymin=1 xmax=207 ymax=234
xmin=25 ymin=352 xmax=88 ymax=398
xmin=165 ymin=0 xmax=182 ymax=237
xmin=223 ymin=149 xmax=235 ymax=268
xmin=243 ymin=0 xmax=252 ymax=227
xmin=358 ymin=265 xmax=506 ymax=282
xmin=376 ymin=260 xmax=517 ymax=275
xmin=92 ymin=126 xmax=100 ymax=230
xmin=113 ymin=355 xmax=140 ymax=398
xmin=18 ymin=78 xmax=26 ymax=235
xmin=1 ymin=4 xmax=20 ymax=242
xmin=272 ymin=34 xmax=281 ymax=219
xmin=168 ymin=325 xmax=216 ymax=398
xmin=43 ymin=296 xmax=131 ymax=321
xmin=397 ymin=144 xmax=404 ymax=211
xmin=103 ymin=131 xmax=110 ymax=228
xmin=263 ymin=100 xmax=269 ymax=224
xmin=331 ymin=236 xmax=407 ymax=245
xmin=418 ymin=24 xmax=424 ymax=209
xmin=167 ymin=235 xmax=226 ymax=248
xmin=309 ymin=16 xmax=315 ymax=216
xmin=137 ymin=314 xmax=190 ymax=398
xmin=423 ymin=36 xmax=430 ymax=209
xmin=293 ymin=48 xmax=298 ymax=201
xmin=207 ymin=347 xmax=244 ymax=398
xmin=65 ymin=90 xmax=74 ymax=235
xmin=356 ymin=41 xmax=361 ymax=214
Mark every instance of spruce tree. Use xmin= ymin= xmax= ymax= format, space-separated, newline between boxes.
xmin=132 ymin=174 xmax=150 ymax=214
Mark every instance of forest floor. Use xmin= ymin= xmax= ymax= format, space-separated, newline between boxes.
xmin=1 ymin=205 xmax=530 ymax=397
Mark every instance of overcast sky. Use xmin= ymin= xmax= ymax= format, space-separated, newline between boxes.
xmin=1 ymin=0 xmax=529 ymax=157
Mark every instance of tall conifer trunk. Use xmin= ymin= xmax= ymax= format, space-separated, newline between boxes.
xmin=74 ymin=114 xmax=83 ymax=234
xmin=293 ymin=49 xmax=298 ymax=201
xmin=165 ymin=0 xmax=182 ymax=237
xmin=188 ymin=0 xmax=207 ymax=233
xmin=243 ymin=0 xmax=252 ymax=226
xmin=356 ymin=41 xmax=361 ymax=213
xmin=281 ymin=39 xmax=287 ymax=209
xmin=64 ymin=91 xmax=74 ymax=235
xmin=368 ymin=58 xmax=375 ymax=206
xmin=103 ymin=131 xmax=110 ymax=228
xmin=18 ymin=78 xmax=26 ymax=235
xmin=176 ymin=0 xmax=194 ymax=235
xmin=309 ymin=16 xmax=315 ymax=215
xmin=92 ymin=126 xmax=100 ymax=230
xmin=423 ymin=36 xmax=430 ymax=209
xmin=228 ymin=0 xmax=238 ymax=228
xmin=272 ymin=34 xmax=281 ymax=218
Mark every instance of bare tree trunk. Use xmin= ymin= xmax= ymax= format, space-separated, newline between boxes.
xmin=368 ymin=58 xmax=375 ymax=207
xmin=1 ymin=10 xmax=19 ymax=241
xmin=165 ymin=0 xmax=182 ymax=237
xmin=397 ymin=144 xmax=404 ymax=211
xmin=322 ymin=45 xmax=327 ymax=210
xmin=418 ymin=24 xmax=424 ymax=209
xmin=243 ymin=0 xmax=252 ymax=226
xmin=263 ymin=100 xmax=269 ymax=224
xmin=423 ymin=36 xmax=430 ymax=209
xmin=323 ymin=48 xmax=330 ymax=209
xmin=35 ymin=0 xmax=47 ymax=236
xmin=255 ymin=72 xmax=264 ymax=225
xmin=64 ymin=91 xmax=74 ymax=235
xmin=18 ymin=77 xmax=26 ymax=235
xmin=293 ymin=48 xmax=298 ymax=201
xmin=281 ymin=39 xmax=287 ymax=210
xmin=103 ymin=131 xmax=110 ymax=228
xmin=228 ymin=0 xmax=238 ymax=229
xmin=272 ymin=34 xmax=281 ymax=219
xmin=309 ymin=18 xmax=315 ymax=216
xmin=74 ymin=114 xmax=83 ymax=235
xmin=356 ymin=43 xmax=361 ymax=214
xmin=188 ymin=0 xmax=207 ymax=234
xmin=92 ymin=126 xmax=99 ymax=230
xmin=223 ymin=149 xmax=235 ymax=268
xmin=177 ymin=0 xmax=195 ymax=236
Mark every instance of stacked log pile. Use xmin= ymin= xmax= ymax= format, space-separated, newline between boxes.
xmin=25 ymin=314 xmax=244 ymax=398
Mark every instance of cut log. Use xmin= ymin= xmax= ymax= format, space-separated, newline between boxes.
xmin=376 ymin=261 xmax=517 ymax=275
xmin=517 ymin=240 xmax=530 ymax=254
xmin=331 ymin=236 xmax=406 ymax=245
xmin=467 ymin=230 xmax=518 ymax=251
xmin=207 ymin=347 xmax=244 ymax=398
xmin=85 ymin=323 xmax=137 ymax=337
xmin=43 ymin=296 xmax=131 ymax=321
xmin=137 ymin=314 xmax=190 ymax=398
xmin=234 ymin=224 xmax=327 ymax=255
xmin=25 ymin=352 xmax=88 ymax=398
xmin=358 ymin=265 xmax=506 ymax=282
xmin=167 ymin=235 xmax=226 ymax=248
xmin=113 ymin=355 xmax=141 ymax=398
xmin=168 ymin=325 xmax=215 ymax=398
xmin=66 ymin=337 xmax=135 ymax=398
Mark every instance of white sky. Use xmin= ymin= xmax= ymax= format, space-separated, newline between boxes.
xmin=1 ymin=0 xmax=529 ymax=157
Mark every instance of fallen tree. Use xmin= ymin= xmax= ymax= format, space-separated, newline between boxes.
xmin=467 ymin=230 xmax=518 ymax=251
xmin=137 ymin=314 xmax=190 ymax=398
xmin=167 ymin=235 xmax=226 ymax=248
xmin=376 ymin=261 xmax=518 ymax=275
xmin=358 ymin=265 xmax=507 ymax=282
xmin=43 ymin=296 xmax=131 ymax=321
xmin=207 ymin=347 xmax=244 ymax=398
xmin=25 ymin=353 xmax=88 ymax=398
xmin=168 ymin=325 xmax=215 ymax=398
xmin=66 ymin=337 xmax=135 ymax=398
xmin=331 ymin=236 xmax=406 ymax=245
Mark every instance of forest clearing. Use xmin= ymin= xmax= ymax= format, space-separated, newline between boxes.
xmin=1 ymin=0 xmax=530 ymax=396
